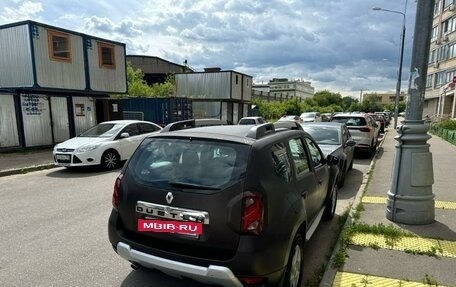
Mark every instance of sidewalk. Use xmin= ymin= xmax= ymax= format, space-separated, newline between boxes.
xmin=321 ymin=123 xmax=456 ymax=287
xmin=0 ymin=148 xmax=55 ymax=177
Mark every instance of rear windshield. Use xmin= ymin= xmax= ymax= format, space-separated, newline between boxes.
xmin=129 ymin=137 xmax=249 ymax=190
xmin=332 ymin=116 xmax=366 ymax=126
xmin=304 ymin=126 xmax=341 ymax=145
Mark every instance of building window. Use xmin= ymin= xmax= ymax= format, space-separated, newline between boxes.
xmin=427 ymin=75 xmax=433 ymax=88
xmin=47 ymin=30 xmax=71 ymax=62
xmin=435 ymin=0 xmax=441 ymax=16
xmin=431 ymin=26 xmax=439 ymax=42
xmin=429 ymin=49 xmax=436 ymax=64
xmin=449 ymin=43 xmax=456 ymax=58
xmin=235 ymin=75 xmax=239 ymax=85
xmin=436 ymin=72 xmax=446 ymax=86
xmin=98 ymin=42 xmax=116 ymax=69
xmin=437 ymin=45 xmax=448 ymax=61
xmin=444 ymin=0 xmax=454 ymax=9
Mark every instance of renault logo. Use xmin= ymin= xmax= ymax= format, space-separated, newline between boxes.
xmin=166 ymin=192 xmax=174 ymax=204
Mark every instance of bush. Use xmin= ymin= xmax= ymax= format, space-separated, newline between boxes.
xmin=435 ymin=119 xmax=456 ymax=130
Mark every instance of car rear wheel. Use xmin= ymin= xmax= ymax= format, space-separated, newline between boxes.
xmin=323 ymin=183 xmax=338 ymax=220
xmin=337 ymin=163 xmax=346 ymax=188
xmin=101 ymin=150 xmax=120 ymax=170
xmin=282 ymin=233 xmax=304 ymax=287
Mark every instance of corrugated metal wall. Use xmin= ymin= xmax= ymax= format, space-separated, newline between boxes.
xmin=0 ymin=94 xmax=20 ymax=148
xmin=50 ymin=97 xmax=69 ymax=143
xmin=243 ymin=75 xmax=252 ymax=101
xmin=231 ymin=72 xmax=242 ymax=100
xmin=33 ymin=25 xmax=86 ymax=90
xmin=0 ymin=24 xmax=34 ymax=88
xmin=73 ymin=97 xmax=96 ymax=135
xmin=88 ymin=39 xmax=127 ymax=93
xmin=176 ymin=73 xmax=231 ymax=99
xmin=21 ymin=94 xmax=53 ymax=147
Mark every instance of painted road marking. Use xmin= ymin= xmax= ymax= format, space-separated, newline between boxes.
xmin=350 ymin=233 xmax=456 ymax=258
xmin=362 ymin=196 xmax=456 ymax=210
xmin=333 ymin=271 xmax=449 ymax=287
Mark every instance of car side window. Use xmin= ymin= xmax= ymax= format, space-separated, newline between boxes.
xmin=271 ymin=142 xmax=292 ymax=183
xmin=121 ymin=123 xmax=140 ymax=137
xmin=288 ymin=138 xmax=310 ymax=176
xmin=305 ymin=137 xmax=323 ymax=167
xmin=139 ymin=123 xmax=160 ymax=134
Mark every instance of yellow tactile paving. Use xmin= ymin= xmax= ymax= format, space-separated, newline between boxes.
xmin=333 ymin=271 xmax=449 ymax=287
xmin=362 ymin=196 xmax=456 ymax=210
xmin=349 ymin=233 xmax=456 ymax=258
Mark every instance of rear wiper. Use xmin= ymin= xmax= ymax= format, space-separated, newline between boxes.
xmin=168 ymin=181 xmax=221 ymax=190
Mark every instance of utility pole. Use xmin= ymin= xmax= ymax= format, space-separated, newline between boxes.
xmin=386 ymin=0 xmax=435 ymax=224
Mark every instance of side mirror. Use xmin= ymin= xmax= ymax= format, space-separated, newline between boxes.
xmin=326 ymin=154 xmax=339 ymax=166
xmin=346 ymin=139 xmax=356 ymax=147
xmin=120 ymin=132 xmax=130 ymax=138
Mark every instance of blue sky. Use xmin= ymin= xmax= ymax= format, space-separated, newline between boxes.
xmin=0 ymin=0 xmax=417 ymax=98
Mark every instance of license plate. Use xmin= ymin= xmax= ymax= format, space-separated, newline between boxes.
xmin=138 ymin=219 xmax=202 ymax=236
xmin=56 ymin=154 xmax=70 ymax=160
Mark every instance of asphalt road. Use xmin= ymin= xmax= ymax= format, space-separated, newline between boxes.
xmin=0 ymin=150 xmax=375 ymax=287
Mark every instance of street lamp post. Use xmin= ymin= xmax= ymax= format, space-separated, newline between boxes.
xmin=373 ymin=4 xmax=407 ymax=129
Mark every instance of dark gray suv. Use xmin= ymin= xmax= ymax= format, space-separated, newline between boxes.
xmin=108 ymin=120 xmax=339 ymax=287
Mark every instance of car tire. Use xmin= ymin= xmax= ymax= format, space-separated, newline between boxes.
xmin=337 ymin=163 xmax=346 ymax=188
xmin=282 ymin=233 xmax=304 ymax=287
xmin=323 ymin=183 xmax=338 ymax=220
xmin=101 ymin=150 xmax=120 ymax=170
xmin=348 ymin=158 xmax=354 ymax=171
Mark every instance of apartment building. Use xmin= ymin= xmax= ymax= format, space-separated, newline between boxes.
xmin=425 ymin=0 xmax=456 ymax=118
xmin=252 ymin=78 xmax=315 ymax=102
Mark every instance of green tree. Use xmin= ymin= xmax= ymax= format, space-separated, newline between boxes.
xmin=150 ymin=74 xmax=175 ymax=97
xmin=125 ymin=61 xmax=154 ymax=97
xmin=342 ymin=96 xmax=359 ymax=111
xmin=313 ymin=90 xmax=343 ymax=107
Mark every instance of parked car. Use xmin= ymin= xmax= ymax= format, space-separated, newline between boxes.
xmin=300 ymin=112 xmax=322 ymax=122
xmin=278 ymin=115 xmax=302 ymax=123
xmin=108 ymin=121 xmax=339 ymax=287
xmin=330 ymin=113 xmax=378 ymax=155
xmin=238 ymin=116 xmax=267 ymax=125
xmin=301 ymin=122 xmax=355 ymax=187
xmin=370 ymin=113 xmax=385 ymax=134
xmin=53 ymin=120 xmax=162 ymax=169
xmin=321 ymin=113 xmax=333 ymax=122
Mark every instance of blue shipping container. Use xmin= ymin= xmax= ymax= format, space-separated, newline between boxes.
xmin=120 ymin=97 xmax=192 ymax=126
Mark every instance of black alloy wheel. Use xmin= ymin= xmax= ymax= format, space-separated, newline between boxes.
xmin=101 ymin=150 xmax=120 ymax=170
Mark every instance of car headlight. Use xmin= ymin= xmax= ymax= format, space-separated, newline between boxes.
xmin=76 ymin=144 xmax=100 ymax=153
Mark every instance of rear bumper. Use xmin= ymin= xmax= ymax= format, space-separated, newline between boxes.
xmin=116 ymin=242 xmax=243 ymax=287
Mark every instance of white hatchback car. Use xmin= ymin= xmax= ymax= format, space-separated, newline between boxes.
xmin=53 ymin=120 xmax=162 ymax=169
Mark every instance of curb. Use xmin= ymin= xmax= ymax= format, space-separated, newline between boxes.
xmin=0 ymin=163 xmax=57 ymax=177
xmin=318 ymin=130 xmax=389 ymax=287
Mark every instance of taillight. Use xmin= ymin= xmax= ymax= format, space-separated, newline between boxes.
xmin=359 ymin=127 xmax=371 ymax=132
xmin=241 ymin=192 xmax=264 ymax=235
xmin=240 ymin=277 xmax=266 ymax=286
xmin=112 ymin=174 xmax=123 ymax=209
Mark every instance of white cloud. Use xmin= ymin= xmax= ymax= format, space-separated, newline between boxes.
xmin=1 ymin=0 xmax=43 ymax=22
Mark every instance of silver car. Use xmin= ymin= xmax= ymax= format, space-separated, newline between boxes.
xmin=330 ymin=113 xmax=378 ymax=155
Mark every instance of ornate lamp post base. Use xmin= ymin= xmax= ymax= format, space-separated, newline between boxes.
xmin=386 ymin=120 xmax=435 ymax=224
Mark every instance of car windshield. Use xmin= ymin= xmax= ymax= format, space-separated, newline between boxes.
xmin=304 ymin=126 xmax=341 ymax=145
xmin=332 ymin=117 xmax=366 ymax=126
xmin=131 ymin=138 xmax=249 ymax=191
xmin=79 ymin=123 xmax=123 ymax=138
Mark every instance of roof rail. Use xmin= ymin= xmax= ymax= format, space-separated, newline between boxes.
xmin=161 ymin=119 xmax=196 ymax=132
xmin=245 ymin=123 xmax=275 ymax=139
xmin=273 ymin=121 xmax=304 ymax=131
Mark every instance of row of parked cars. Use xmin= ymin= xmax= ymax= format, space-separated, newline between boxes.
xmin=51 ymin=111 xmax=383 ymax=287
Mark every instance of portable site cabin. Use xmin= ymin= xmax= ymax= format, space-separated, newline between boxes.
xmin=174 ymin=68 xmax=253 ymax=124
xmin=0 ymin=20 xmax=127 ymax=149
